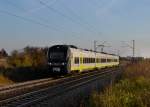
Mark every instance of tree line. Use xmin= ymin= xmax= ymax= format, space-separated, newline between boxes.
xmin=7 ymin=46 xmax=48 ymax=68
xmin=0 ymin=46 xmax=50 ymax=82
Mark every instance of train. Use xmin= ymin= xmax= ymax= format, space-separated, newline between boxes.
xmin=47 ymin=45 xmax=119 ymax=74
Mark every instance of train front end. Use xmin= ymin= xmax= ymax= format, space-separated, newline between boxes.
xmin=47 ymin=45 xmax=70 ymax=74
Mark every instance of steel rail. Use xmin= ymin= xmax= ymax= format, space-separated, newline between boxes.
xmin=0 ymin=68 xmax=111 ymax=92
xmin=0 ymin=68 xmax=114 ymax=101
xmin=0 ymin=68 xmax=120 ymax=107
xmin=0 ymin=77 xmax=54 ymax=101
xmin=0 ymin=78 xmax=53 ymax=92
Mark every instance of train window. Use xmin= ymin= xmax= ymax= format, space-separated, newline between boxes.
xmin=83 ymin=58 xmax=87 ymax=64
xmin=83 ymin=58 xmax=85 ymax=63
xmin=85 ymin=58 xmax=88 ymax=63
xmin=93 ymin=58 xmax=95 ymax=63
xmin=114 ymin=59 xmax=118 ymax=62
xmin=112 ymin=59 xmax=114 ymax=62
xmin=83 ymin=57 xmax=94 ymax=64
xmin=88 ymin=58 xmax=90 ymax=63
xmin=113 ymin=59 xmax=115 ymax=62
xmin=101 ymin=58 xmax=106 ymax=63
xmin=98 ymin=58 xmax=101 ymax=63
xmin=85 ymin=58 xmax=87 ymax=63
xmin=86 ymin=58 xmax=88 ymax=63
xmin=107 ymin=59 xmax=111 ymax=62
xmin=74 ymin=57 xmax=79 ymax=64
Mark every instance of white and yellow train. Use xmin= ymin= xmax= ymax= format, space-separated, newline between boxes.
xmin=48 ymin=45 xmax=119 ymax=74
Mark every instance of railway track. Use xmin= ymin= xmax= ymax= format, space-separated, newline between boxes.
xmin=0 ymin=67 xmax=121 ymax=107
xmin=0 ymin=68 xmax=116 ymax=101
xmin=0 ymin=78 xmax=53 ymax=92
xmin=0 ymin=77 xmax=54 ymax=100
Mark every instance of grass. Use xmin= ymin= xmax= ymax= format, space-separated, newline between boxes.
xmin=88 ymin=60 xmax=150 ymax=107
xmin=0 ymin=74 xmax=13 ymax=86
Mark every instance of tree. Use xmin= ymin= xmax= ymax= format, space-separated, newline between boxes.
xmin=8 ymin=46 xmax=47 ymax=68
xmin=0 ymin=48 xmax=8 ymax=58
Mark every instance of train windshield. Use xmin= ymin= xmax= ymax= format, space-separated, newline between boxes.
xmin=50 ymin=52 xmax=65 ymax=60
xmin=48 ymin=45 xmax=68 ymax=61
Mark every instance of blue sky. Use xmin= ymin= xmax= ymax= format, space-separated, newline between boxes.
xmin=0 ymin=0 xmax=150 ymax=57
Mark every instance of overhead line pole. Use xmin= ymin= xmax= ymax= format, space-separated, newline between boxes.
xmin=121 ymin=40 xmax=135 ymax=61
xmin=94 ymin=40 xmax=97 ymax=51
xmin=94 ymin=41 xmax=110 ymax=53
xmin=133 ymin=40 xmax=135 ymax=58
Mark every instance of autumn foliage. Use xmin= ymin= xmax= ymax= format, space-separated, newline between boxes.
xmin=7 ymin=46 xmax=48 ymax=68
xmin=0 ymin=46 xmax=50 ymax=82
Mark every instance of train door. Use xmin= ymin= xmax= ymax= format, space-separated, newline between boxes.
xmin=67 ymin=49 xmax=71 ymax=73
xmin=72 ymin=56 xmax=80 ymax=71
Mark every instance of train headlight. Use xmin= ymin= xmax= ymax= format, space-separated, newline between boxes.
xmin=62 ymin=63 xmax=65 ymax=65
xmin=48 ymin=63 xmax=52 ymax=65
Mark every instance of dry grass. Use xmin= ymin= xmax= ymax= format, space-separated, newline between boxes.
xmin=88 ymin=60 xmax=150 ymax=107
xmin=0 ymin=58 xmax=9 ymax=68
xmin=0 ymin=74 xmax=14 ymax=86
xmin=124 ymin=60 xmax=150 ymax=79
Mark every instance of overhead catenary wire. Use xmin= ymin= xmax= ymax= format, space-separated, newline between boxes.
xmin=37 ymin=0 xmax=100 ymax=35
xmin=57 ymin=0 xmax=101 ymax=35
xmin=3 ymin=0 xmax=27 ymax=11
xmin=0 ymin=1 xmax=61 ymax=30
xmin=0 ymin=9 xmax=81 ymax=37
xmin=2 ymin=0 xmax=84 ymax=38
xmin=3 ymin=0 xmax=101 ymax=37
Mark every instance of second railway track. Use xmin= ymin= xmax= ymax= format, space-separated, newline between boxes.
xmin=0 ymin=67 xmax=121 ymax=107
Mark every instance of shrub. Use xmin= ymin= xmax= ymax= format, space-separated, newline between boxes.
xmin=89 ymin=61 xmax=150 ymax=107
xmin=7 ymin=46 xmax=48 ymax=68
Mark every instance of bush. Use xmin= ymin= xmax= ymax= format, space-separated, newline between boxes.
xmin=3 ymin=66 xmax=50 ymax=82
xmin=7 ymin=46 xmax=48 ymax=68
xmin=123 ymin=61 xmax=150 ymax=79
xmin=88 ymin=61 xmax=150 ymax=107
xmin=0 ymin=46 xmax=50 ymax=83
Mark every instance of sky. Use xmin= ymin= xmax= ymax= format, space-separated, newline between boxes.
xmin=0 ymin=0 xmax=150 ymax=57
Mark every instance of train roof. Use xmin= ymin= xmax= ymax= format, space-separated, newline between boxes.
xmin=49 ymin=45 xmax=78 ymax=49
xmin=50 ymin=45 xmax=119 ymax=56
